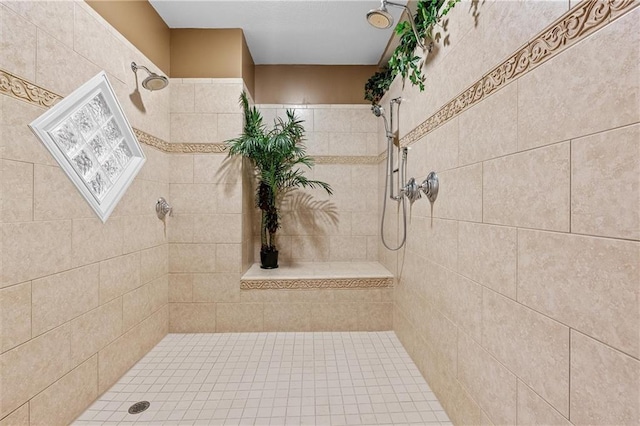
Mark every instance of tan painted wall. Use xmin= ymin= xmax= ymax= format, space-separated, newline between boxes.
xmin=241 ymin=33 xmax=255 ymax=97
xmin=380 ymin=1 xmax=639 ymax=425
xmin=0 ymin=1 xmax=170 ymax=424
xmin=86 ymin=0 xmax=171 ymax=75
xmin=254 ymin=65 xmax=378 ymax=104
xmin=170 ymin=28 xmax=243 ymax=79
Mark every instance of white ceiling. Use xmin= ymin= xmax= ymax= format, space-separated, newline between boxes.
xmin=149 ymin=0 xmax=407 ymax=65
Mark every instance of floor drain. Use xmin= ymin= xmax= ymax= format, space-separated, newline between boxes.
xmin=128 ymin=401 xmax=150 ymax=415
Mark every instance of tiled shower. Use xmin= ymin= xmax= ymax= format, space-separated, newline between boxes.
xmin=1 ymin=1 xmax=638 ymax=426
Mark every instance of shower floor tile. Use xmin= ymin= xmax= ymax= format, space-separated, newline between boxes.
xmin=74 ymin=332 xmax=451 ymax=425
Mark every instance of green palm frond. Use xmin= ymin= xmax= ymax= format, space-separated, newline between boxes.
xmin=224 ymin=91 xmax=333 ymax=251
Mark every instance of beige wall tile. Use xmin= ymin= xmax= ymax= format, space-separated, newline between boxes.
xmin=478 ymin=1 xmax=567 ymax=76
xmin=459 ymin=82 xmax=517 ymax=166
xmin=139 ymin=146 xmax=170 ymax=183
xmin=122 ymin=215 xmax=165 ymax=254
xmin=2 ymin=220 xmax=72 ymax=287
xmin=483 ymin=143 xmax=570 ymax=231
xmin=0 ymin=325 xmax=71 ymax=418
xmin=73 ymin=4 xmax=129 ymax=83
xmin=215 ymin=243 xmax=242 ymax=272
xmin=1 ymin=97 xmax=57 ymax=166
xmin=310 ymin=303 xmax=359 ymax=331
xmin=169 ymin=154 xmax=194 ymax=183
xmin=425 ymin=117 xmax=459 ymax=173
xmin=71 ymin=218 xmax=123 ymax=267
xmin=193 ymin=214 xmax=242 ymax=244
xmin=0 ymin=283 xmax=31 ymax=353
xmin=3 ymin=0 xmax=74 ymax=47
xmin=570 ymin=331 xmax=639 ymax=425
xmin=329 ymin=236 xmax=367 ymax=261
xmin=169 ymin=184 xmax=218 ymax=214
xmin=149 ymin=275 xmax=169 ymax=314
xmin=1 ymin=160 xmax=33 ymax=223
xmin=425 ymin=218 xmax=458 ymax=272
xmin=264 ymin=303 xmax=312 ymax=332
xmin=357 ymin=303 xmax=392 ymax=331
xmin=290 ymin=236 xmax=330 ymax=261
xmin=170 ymin=113 xmax=218 ymax=143
xmin=217 ymin=113 xmax=243 ymax=142
xmin=517 ymin=380 xmax=571 ymax=426
xmin=168 ymin=214 xmax=194 ymax=243
xmin=434 ymin=163 xmax=482 ymax=222
xmin=483 ymin=288 xmax=570 ymax=415
xmin=0 ymin=403 xmax=28 ymax=426
xmin=140 ymin=244 xmax=168 ymax=284
xmin=192 ymin=273 xmax=240 ymax=303
xmin=216 ymin=182 xmax=243 ymax=214
xmin=32 ymin=265 xmax=99 ymax=337
xmin=313 ymin=109 xmax=351 ymax=133
xmin=123 ymin=285 xmax=151 ymax=331
xmin=99 ymin=252 xmax=140 ymax=304
xmin=0 ymin=4 xmax=36 ymax=80
xmin=216 ymin=303 xmax=263 ymax=332
xmin=518 ymin=230 xmax=640 ymax=358
xmin=193 ymin=155 xmax=241 ymax=184
xmin=571 ymin=124 xmax=639 ymax=240
xmin=98 ymin=308 xmax=167 ymax=394
xmin=518 ymin=8 xmax=639 ymax=151
xmin=458 ymin=222 xmax=516 ymax=298
xmin=169 ymin=274 xmax=193 ymax=302
xmin=194 ymin=83 xmax=242 ymax=113
xmin=33 ymin=164 xmax=93 ymax=221
xmin=169 ymin=303 xmax=216 ymax=332
xmin=452 ymin=275 xmax=483 ymax=343
xmin=29 ymin=355 xmax=97 ymax=426
xmin=69 ymin=298 xmax=122 ymax=367
xmin=457 ymin=331 xmax=517 ymax=425
xmin=35 ymin=28 xmax=100 ymax=97
xmin=169 ymin=243 xmax=217 ymax=273
xmin=170 ymin=82 xmax=195 ymax=113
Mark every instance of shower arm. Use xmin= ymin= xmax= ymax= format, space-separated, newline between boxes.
xmin=131 ymin=63 xmax=151 ymax=75
xmin=383 ymin=0 xmax=426 ymax=50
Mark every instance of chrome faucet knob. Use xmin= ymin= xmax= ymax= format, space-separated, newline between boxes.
xmin=404 ymin=177 xmax=422 ymax=203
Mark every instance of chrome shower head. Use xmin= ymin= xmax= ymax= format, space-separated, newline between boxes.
xmin=372 ymin=105 xmax=385 ymax=117
xmin=366 ymin=1 xmax=393 ymax=29
xmin=131 ymin=62 xmax=169 ymax=91
xmin=366 ymin=0 xmax=426 ymax=50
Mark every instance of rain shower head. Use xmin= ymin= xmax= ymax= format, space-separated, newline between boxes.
xmin=366 ymin=0 xmax=426 ymax=50
xmin=131 ymin=62 xmax=168 ymax=91
xmin=366 ymin=2 xmax=393 ymax=29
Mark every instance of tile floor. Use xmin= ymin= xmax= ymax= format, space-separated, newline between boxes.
xmin=74 ymin=332 xmax=451 ymax=425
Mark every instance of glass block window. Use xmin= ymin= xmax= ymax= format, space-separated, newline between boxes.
xmin=29 ymin=72 xmax=146 ymax=222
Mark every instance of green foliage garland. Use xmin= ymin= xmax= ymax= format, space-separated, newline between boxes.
xmin=364 ymin=0 xmax=460 ymax=105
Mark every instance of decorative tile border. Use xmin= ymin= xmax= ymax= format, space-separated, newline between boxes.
xmin=399 ymin=0 xmax=638 ymax=146
xmin=0 ymin=72 xmax=388 ymax=165
xmin=314 ymin=156 xmax=380 ymax=165
xmin=241 ymin=277 xmax=394 ymax=290
xmin=0 ymin=69 xmax=61 ymax=108
xmin=3 ymin=0 xmax=635 ymax=155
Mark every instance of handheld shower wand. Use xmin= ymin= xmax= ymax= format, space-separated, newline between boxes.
xmin=374 ymin=98 xmax=408 ymax=251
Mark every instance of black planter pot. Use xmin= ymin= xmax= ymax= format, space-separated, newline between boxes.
xmin=260 ymin=250 xmax=279 ymax=269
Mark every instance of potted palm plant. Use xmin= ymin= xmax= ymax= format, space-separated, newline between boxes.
xmin=226 ymin=92 xmax=333 ymax=269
